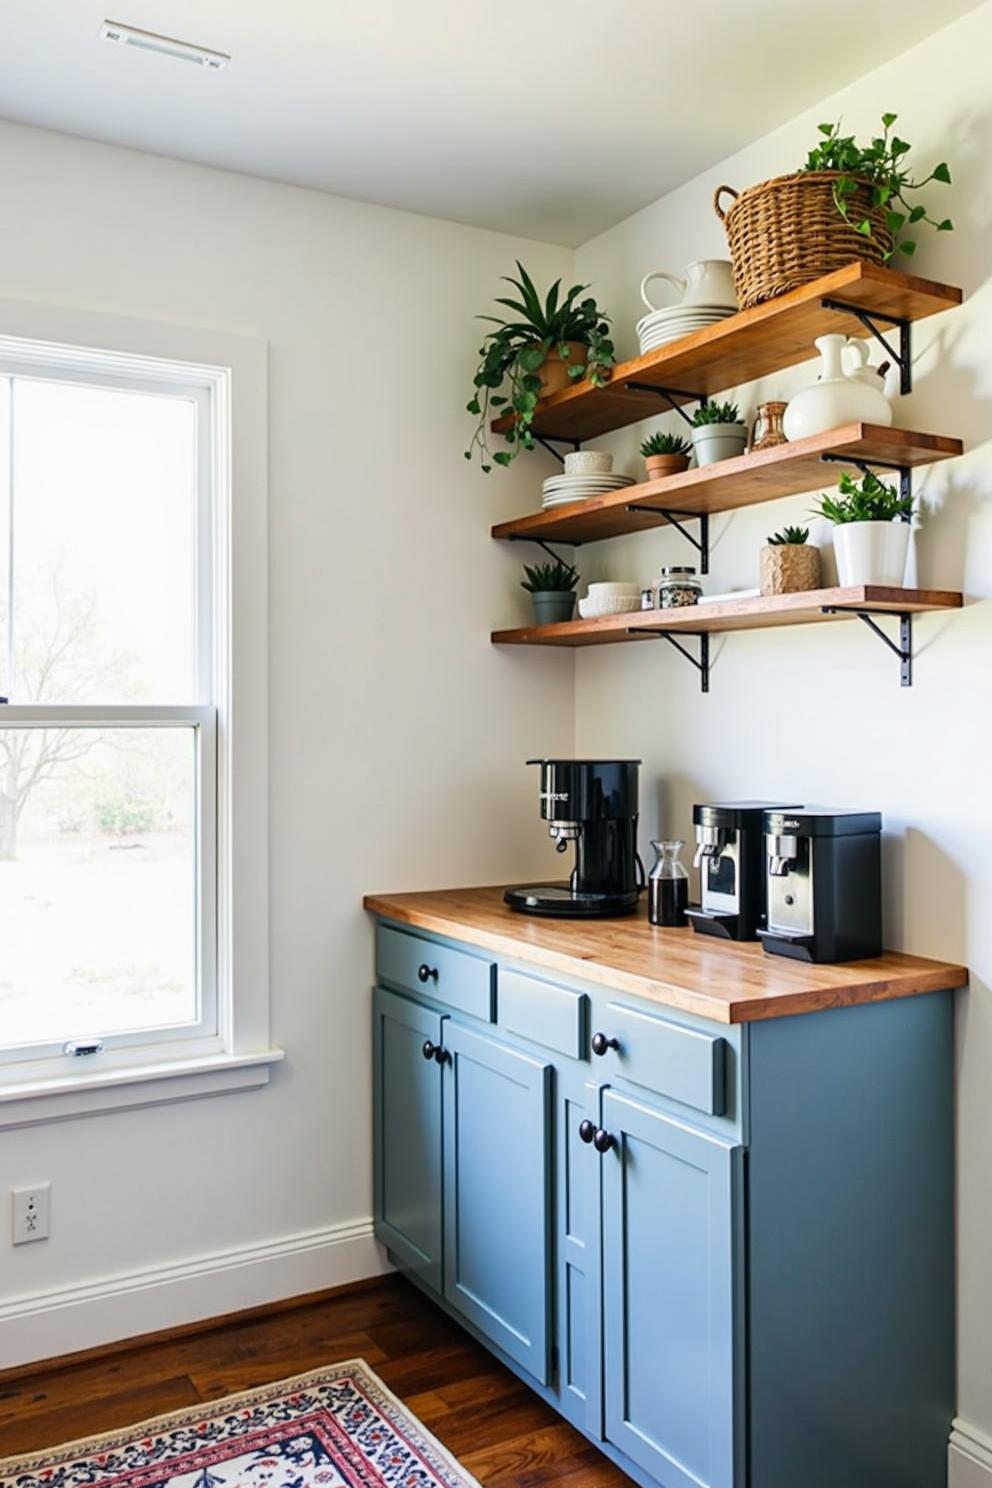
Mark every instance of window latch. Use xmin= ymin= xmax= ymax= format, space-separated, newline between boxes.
xmin=63 ymin=1040 xmax=105 ymax=1058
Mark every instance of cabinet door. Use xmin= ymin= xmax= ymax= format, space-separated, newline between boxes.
xmin=372 ymin=986 xmax=445 ymax=1292
xmin=557 ymin=1066 xmax=602 ymax=1435
xmin=443 ymin=1020 xmax=552 ymax=1383
xmin=602 ymin=1088 xmax=743 ymax=1488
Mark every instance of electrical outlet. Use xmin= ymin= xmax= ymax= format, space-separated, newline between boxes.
xmin=12 ymin=1184 xmax=50 ymax=1244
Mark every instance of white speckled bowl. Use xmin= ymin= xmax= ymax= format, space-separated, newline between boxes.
xmin=564 ymin=450 xmax=613 ymax=475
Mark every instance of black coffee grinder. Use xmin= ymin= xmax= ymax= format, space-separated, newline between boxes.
xmin=505 ymin=758 xmax=642 ymax=918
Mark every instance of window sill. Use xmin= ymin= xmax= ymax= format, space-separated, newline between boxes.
xmin=0 ymin=1050 xmax=285 ymax=1129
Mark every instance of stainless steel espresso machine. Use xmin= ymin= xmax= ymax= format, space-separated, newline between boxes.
xmin=758 ymin=808 xmax=883 ymax=962
xmin=686 ymin=800 xmax=799 ymax=941
xmin=504 ymin=758 xmax=642 ymax=918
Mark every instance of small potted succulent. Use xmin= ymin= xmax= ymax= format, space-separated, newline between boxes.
xmin=465 ymin=263 xmax=614 ymax=471
xmin=640 ymin=431 xmax=692 ymax=481
xmin=812 ymin=471 xmax=914 ymax=586
xmin=690 ymin=400 xmax=747 ymax=467
xmin=521 ymin=558 xmax=579 ymax=625
xmin=760 ymin=525 xmax=821 ymax=596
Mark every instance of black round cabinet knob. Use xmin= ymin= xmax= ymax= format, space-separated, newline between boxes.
xmin=593 ymin=1129 xmax=615 ymax=1154
xmin=418 ymin=963 xmax=439 ymax=984
xmin=578 ymin=1119 xmax=596 ymax=1144
xmin=421 ymin=1040 xmax=436 ymax=1061
xmin=591 ymin=1031 xmax=620 ymax=1057
xmin=433 ymin=1045 xmax=450 ymax=1066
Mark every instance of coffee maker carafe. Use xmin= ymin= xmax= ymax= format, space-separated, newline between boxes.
xmin=504 ymin=759 xmax=641 ymax=918
xmin=758 ymin=808 xmax=882 ymax=963
xmin=686 ymin=801 xmax=799 ymax=941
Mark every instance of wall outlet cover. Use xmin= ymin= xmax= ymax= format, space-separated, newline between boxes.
xmin=12 ymin=1184 xmax=51 ymax=1244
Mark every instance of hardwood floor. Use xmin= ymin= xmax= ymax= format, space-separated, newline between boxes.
xmin=0 ymin=1277 xmax=632 ymax=1488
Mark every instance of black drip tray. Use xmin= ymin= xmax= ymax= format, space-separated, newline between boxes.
xmin=504 ymin=883 xmax=640 ymax=918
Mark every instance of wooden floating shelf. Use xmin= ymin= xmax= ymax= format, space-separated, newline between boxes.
xmin=491 ymin=263 xmax=962 ymax=443
xmin=492 ymin=424 xmax=962 ymax=546
xmin=492 ymin=587 xmax=962 ymax=648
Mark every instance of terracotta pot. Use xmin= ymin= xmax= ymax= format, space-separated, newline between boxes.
xmin=760 ymin=543 xmax=822 ymax=596
xmin=536 ymin=342 xmax=587 ymax=398
xmin=645 ymin=452 xmax=691 ymax=482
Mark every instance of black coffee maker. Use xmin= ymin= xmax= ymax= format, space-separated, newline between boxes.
xmin=505 ymin=758 xmax=642 ymax=918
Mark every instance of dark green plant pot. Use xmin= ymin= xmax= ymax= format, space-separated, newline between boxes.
xmin=531 ymin=591 xmax=576 ymax=626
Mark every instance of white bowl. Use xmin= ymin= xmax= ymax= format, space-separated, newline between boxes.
xmin=578 ymin=595 xmax=642 ymax=619
xmin=564 ymin=450 xmax=613 ymax=475
xmin=587 ymin=581 xmax=639 ymax=597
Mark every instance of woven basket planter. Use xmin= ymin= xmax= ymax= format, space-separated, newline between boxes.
xmin=760 ymin=543 xmax=821 ymax=596
xmin=714 ymin=173 xmax=894 ymax=310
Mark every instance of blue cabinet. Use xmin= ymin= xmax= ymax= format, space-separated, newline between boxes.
xmin=372 ymin=986 xmax=445 ymax=1292
xmin=442 ymin=1019 xmax=553 ymax=1384
xmin=600 ymin=1088 xmax=743 ymax=1488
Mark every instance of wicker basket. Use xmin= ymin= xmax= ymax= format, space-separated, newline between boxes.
xmin=714 ymin=173 xmax=893 ymax=310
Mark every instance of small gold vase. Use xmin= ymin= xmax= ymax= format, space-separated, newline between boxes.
xmin=751 ymin=400 xmax=789 ymax=451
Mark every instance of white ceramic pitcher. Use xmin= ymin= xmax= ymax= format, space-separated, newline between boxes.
xmin=640 ymin=259 xmax=737 ymax=311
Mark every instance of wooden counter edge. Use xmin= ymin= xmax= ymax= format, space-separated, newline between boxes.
xmin=362 ymin=892 xmax=967 ymax=1025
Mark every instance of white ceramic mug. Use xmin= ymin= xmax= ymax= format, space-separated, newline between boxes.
xmin=640 ymin=259 xmax=737 ymax=312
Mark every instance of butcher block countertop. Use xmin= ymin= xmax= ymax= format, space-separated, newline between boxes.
xmin=363 ymin=885 xmax=967 ymax=1025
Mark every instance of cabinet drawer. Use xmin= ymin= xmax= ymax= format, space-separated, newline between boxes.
xmin=376 ymin=924 xmax=495 ymax=1022
xmin=592 ymin=1001 xmax=726 ymax=1116
xmin=499 ymin=968 xmax=587 ymax=1059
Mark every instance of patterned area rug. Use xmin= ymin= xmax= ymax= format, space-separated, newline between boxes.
xmin=0 ymin=1361 xmax=482 ymax=1488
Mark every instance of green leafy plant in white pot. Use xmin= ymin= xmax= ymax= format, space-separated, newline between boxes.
xmin=690 ymin=400 xmax=747 ymax=467
xmin=812 ymin=471 xmax=914 ymax=586
xmin=521 ymin=558 xmax=579 ymax=625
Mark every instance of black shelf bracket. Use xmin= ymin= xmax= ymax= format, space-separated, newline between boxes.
xmin=821 ymin=607 xmax=914 ymax=686
xmin=507 ymin=535 xmax=580 ymax=563
xmin=622 ymin=381 xmax=708 ymax=428
xmin=820 ymin=297 xmax=913 ymax=394
xmin=627 ymin=628 xmax=710 ymax=693
xmin=819 ymin=452 xmax=913 ymax=513
xmin=625 ymin=505 xmax=709 ymax=574
xmin=533 ymin=434 xmax=583 ymax=464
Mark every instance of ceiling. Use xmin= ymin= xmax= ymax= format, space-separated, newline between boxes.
xmin=0 ymin=1 xmax=980 ymax=245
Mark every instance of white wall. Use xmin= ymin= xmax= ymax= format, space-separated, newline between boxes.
xmin=573 ymin=2 xmax=992 ymax=1472
xmin=0 ymin=121 xmax=575 ymax=1361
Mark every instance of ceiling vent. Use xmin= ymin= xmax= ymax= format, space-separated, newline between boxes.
xmin=99 ymin=20 xmax=230 ymax=70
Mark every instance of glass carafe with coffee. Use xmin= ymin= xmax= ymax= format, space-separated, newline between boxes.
xmin=648 ymin=839 xmax=689 ymax=926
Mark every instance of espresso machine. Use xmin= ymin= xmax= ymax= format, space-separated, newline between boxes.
xmin=685 ymin=800 xmax=799 ymax=941
xmin=758 ymin=808 xmax=883 ymax=962
xmin=504 ymin=758 xmax=642 ymax=918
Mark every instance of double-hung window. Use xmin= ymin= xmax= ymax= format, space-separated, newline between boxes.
xmin=0 ymin=334 xmax=239 ymax=1092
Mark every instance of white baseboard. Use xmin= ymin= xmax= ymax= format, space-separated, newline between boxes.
xmin=0 ymin=1217 xmax=390 ymax=1370
xmin=950 ymin=1419 xmax=992 ymax=1487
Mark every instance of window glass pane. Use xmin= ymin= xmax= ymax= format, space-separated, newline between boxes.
xmin=0 ymin=726 xmax=198 ymax=1049
xmin=10 ymin=379 xmax=197 ymax=704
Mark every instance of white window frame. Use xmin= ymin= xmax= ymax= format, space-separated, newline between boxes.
xmin=0 ymin=299 xmax=280 ymax=1127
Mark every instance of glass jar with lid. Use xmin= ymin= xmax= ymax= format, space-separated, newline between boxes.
xmin=656 ymin=565 xmax=702 ymax=608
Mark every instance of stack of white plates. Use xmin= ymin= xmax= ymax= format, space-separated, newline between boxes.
xmin=542 ymin=472 xmax=635 ymax=509
xmin=636 ymin=303 xmax=736 ymax=356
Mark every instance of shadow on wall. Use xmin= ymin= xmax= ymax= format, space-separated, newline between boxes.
xmin=884 ymin=825 xmax=966 ymax=959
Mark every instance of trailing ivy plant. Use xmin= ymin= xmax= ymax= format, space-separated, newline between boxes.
xmin=465 ymin=263 xmax=614 ymax=472
xmin=520 ymin=558 xmax=579 ymax=594
xmin=767 ymin=525 xmax=811 ymax=545
xmin=801 ymin=113 xmax=952 ymax=260
xmin=640 ymin=430 xmax=692 ymax=458
xmin=812 ymin=470 xmax=914 ymax=524
xmin=691 ymin=400 xmax=742 ymax=428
